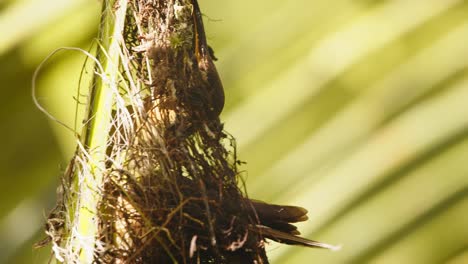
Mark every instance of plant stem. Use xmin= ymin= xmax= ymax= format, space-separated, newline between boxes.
xmin=73 ymin=0 xmax=128 ymax=262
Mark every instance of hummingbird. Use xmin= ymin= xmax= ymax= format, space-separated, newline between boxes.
xmin=190 ymin=3 xmax=337 ymax=249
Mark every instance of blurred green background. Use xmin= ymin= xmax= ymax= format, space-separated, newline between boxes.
xmin=1 ymin=0 xmax=468 ymax=263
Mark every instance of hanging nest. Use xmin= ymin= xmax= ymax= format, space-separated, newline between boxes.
xmin=38 ymin=1 xmax=339 ymax=263
xmin=93 ymin=0 xmax=268 ymax=263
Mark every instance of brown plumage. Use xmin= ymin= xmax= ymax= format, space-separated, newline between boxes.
xmin=247 ymin=199 xmax=340 ymax=250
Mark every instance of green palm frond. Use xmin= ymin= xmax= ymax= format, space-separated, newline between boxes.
xmin=1 ymin=0 xmax=467 ymax=263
